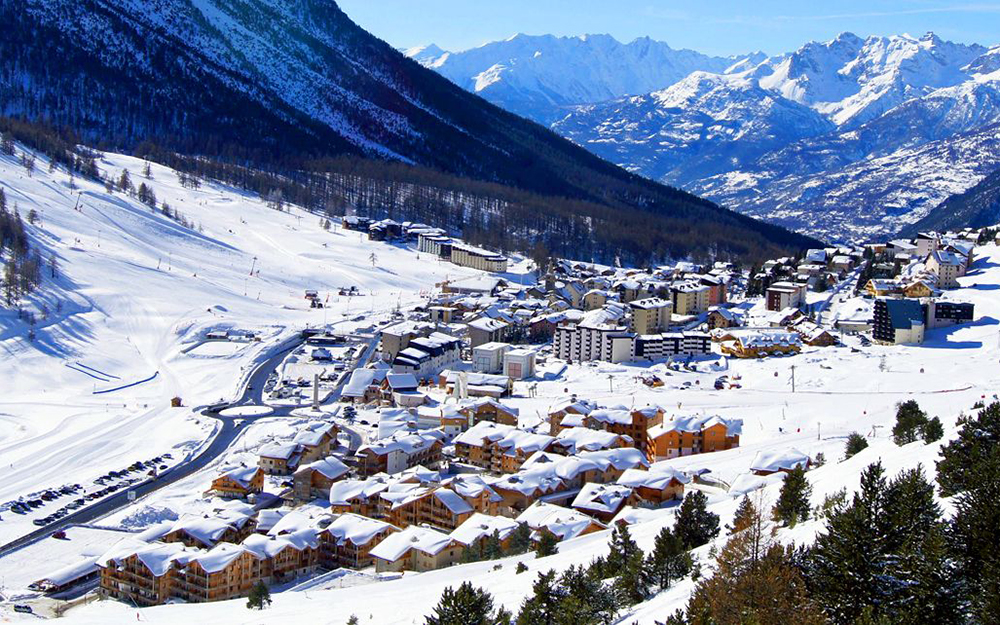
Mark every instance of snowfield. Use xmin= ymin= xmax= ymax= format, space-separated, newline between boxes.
xmin=0 ymin=145 xmax=482 ymax=547
xmin=3 ymin=142 xmax=1000 ymax=623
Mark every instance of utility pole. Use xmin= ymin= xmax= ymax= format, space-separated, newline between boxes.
xmin=790 ymin=365 xmax=796 ymax=393
xmin=249 ymin=256 xmax=258 ymax=276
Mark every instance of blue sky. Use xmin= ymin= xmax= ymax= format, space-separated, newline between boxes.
xmin=337 ymin=1 xmax=1000 ymax=56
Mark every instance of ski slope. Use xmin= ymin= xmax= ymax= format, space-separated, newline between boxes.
xmin=0 ymin=146 xmax=484 ymax=546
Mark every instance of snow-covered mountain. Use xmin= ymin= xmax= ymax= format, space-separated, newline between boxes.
xmin=421 ymin=31 xmax=1000 ymax=241
xmin=552 ymin=72 xmax=835 ymax=184
xmin=407 ymin=34 xmax=762 ymax=123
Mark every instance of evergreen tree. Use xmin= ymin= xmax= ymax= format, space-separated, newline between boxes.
xmin=844 ymin=431 xmax=868 ymax=460
xmin=604 ymin=523 xmax=640 ymax=574
xmin=118 ymin=168 xmax=133 ymax=193
xmin=772 ymin=465 xmax=812 ymax=526
xmin=246 ymin=580 xmax=271 ymax=610
xmin=809 ymin=462 xmax=896 ymax=623
xmin=558 ymin=565 xmax=618 ymax=625
xmin=535 ymin=531 xmax=558 ymax=558
xmin=921 ymin=416 xmax=943 ymax=443
xmin=891 ymin=527 xmax=963 ymax=625
xmin=645 ymin=527 xmax=690 ymax=591
xmin=347 ymin=616 xmax=359 ymax=625
xmin=937 ymin=402 xmax=1000 ymax=496
xmin=461 ymin=544 xmax=482 ymax=564
xmin=516 ymin=570 xmax=562 ymax=625
xmin=949 ymin=449 xmax=1000 ymax=622
xmin=613 ymin=549 xmax=651 ymax=607
xmin=509 ymin=522 xmax=532 ymax=555
xmin=426 ymin=582 xmax=506 ymax=625
xmin=808 ymin=463 xmax=954 ymax=624
xmin=483 ymin=530 xmax=504 ymax=560
xmin=674 ymin=491 xmax=720 ymax=549
xmin=892 ymin=400 xmax=928 ymax=445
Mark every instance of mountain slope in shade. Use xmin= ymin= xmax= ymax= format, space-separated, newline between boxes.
xmin=408 ymin=34 xmax=761 ymax=124
xmin=902 ymin=163 xmax=1000 ymax=236
xmin=0 ymin=0 xmax=819 ymax=262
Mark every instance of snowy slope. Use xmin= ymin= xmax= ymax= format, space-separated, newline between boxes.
xmin=44 ymin=242 xmax=1000 ymax=622
xmin=0 ymin=144 xmax=484 ymax=545
xmin=408 ymin=34 xmax=760 ymax=124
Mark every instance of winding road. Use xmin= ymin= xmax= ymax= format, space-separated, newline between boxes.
xmin=0 ymin=331 xmax=379 ymax=560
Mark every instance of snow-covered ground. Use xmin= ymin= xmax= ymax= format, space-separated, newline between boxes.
xmin=0 ymin=146 xmax=485 ymax=546
xmin=3 ymin=140 xmax=1000 ymax=623
xmin=49 ymin=243 xmax=1000 ymax=622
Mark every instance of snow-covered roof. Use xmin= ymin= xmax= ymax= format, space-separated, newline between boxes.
xmin=166 ymin=515 xmax=236 ymax=547
xmin=467 ymin=317 xmax=508 ymax=332
xmin=357 ymin=429 xmax=445 ymax=458
xmin=259 ymin=442 xmax=299 ymax=461
xmin=330 ymin=476 xmax=393 ymax=505
xmin=433 ymin=488 xmax=475 ymax=515
xmin=577 ymin=448 xmax=650 ymax=472
xmin=555 ymin=427 xmax=628 ymax=454
xmin=324 ymin=513 xmax=396 ymax=546
xmin=296 ymin=456 xmax=349 ymax=481
xmin=749 ymin=448 xmax=810 ymax=474
xmin=453 ymin=421 xmax=554 ymax=456
xmin=267 ymin=508 xmax=331 ymax=537
xmin=616 ymin=467 xmax=690 ymax=490
xmin=516 ymin=501 xmax=604 ymax=541
xmin=342 ymin=368 xmax=388 ymax=397
xmin=219 ymin=465 xmax=261 ymax=488
xmin=32 ymin=555 xmax=101 ymax=589
xmin=571 ymin=483 xmax=634 ymax=515
xmin=450 ymin=513 xmax=519 ymax=546
xmin=193 ymin=542 xmax=258 ymax=573
xmin=446 ymin=475 xmax=501 ymax=502
xmin=611 ymin=506 xmax=667 ymax=526
xmin=369 ymin=525 xmax=454 ymax=561
xmin=100 ymin=541 xmax=192 ymax=577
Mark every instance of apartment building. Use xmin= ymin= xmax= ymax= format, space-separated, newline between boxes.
xmin=628 ymin=297 xmax=672 ymax=334
xmin=450 ymin=245 xmax=508 ymax=273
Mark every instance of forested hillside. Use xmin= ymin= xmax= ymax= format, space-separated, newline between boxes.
xmin=0 ymin=0 xmax=819 ymax=263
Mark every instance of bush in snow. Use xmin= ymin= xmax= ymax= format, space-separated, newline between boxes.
xmin=843 ymin=431 xmax=868 ymax=460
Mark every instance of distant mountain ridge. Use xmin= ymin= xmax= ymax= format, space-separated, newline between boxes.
xmin=414 ymin=31 xmax=1000 ymax=241
xmin=408 ymin=34 xmax=763 ymax=123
